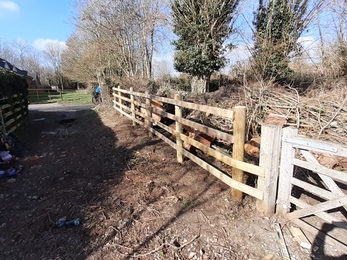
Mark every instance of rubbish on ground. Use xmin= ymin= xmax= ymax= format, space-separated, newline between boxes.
xmin=0 ymin=168 xmax=15 ymax=178
xmin=1 ymin=133 xmax=27 ymax=158
xmin=56 ymin=218 xmax=80 ymax=228
xmin=16 ymin=165 xmax=24 ymax=174
xmin=41 ymin=131 xmax=57 ymax=135
xmin=274 ymin=223 xmax=291 ymax=260
xmin=0 ymin=151 xmax=12 ymax=161
xmin=289 ymin=226 xmax=311 ymax=249
xmin=0 ymin=132 xmax=26 ymax=180
xmin=32 ymin=118 xmax=46 ymax=121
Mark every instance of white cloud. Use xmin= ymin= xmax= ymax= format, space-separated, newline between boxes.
xmin=0 ymin=1 xmax=19 ymax=13
xmin=33 ymin=38 xmax=66 ymax=51
xmin=226 ymin=45 xmax=252 ymax=64
xmin=296 ymin=36 xmax=321 ymax=63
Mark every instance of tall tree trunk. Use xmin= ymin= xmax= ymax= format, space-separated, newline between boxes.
xmin=191 ymin=75 xmax=210 ymax=93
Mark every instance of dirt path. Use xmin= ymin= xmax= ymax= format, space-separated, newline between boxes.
xmin=0 ymin=107 xmax=343 ymax=259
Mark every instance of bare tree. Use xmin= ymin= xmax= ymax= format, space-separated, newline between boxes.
xmin=62 ymin=32 xmax=96 ymax=85
xmin=69 ymin=0 xmax=168 ymax=82
xmin=43 ymin=41 xmax=66 ymax=95
xmin=0 ymin=38 xmax=15 ymax=62
xmin=10 ymin=39 xmax=32 ymax=69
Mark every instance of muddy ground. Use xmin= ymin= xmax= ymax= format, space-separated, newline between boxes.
xmin=0 ymin=105 xmax=345 ymax=260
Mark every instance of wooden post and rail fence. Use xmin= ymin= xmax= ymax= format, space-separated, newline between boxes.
xmin=27 ymin=88 xmax=63 ymax=102
xmin=0 ymin=94 xmax=28 ymax=134
xmin=112 ymin=86 xmax=280 ymax=216
xmin=112 ymin=86 xmax=347 ymax=250
xmin=27 ymin=88 xmax=51 ymax=102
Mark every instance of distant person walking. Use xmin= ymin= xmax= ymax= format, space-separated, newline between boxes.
xmin=95 ymin=86 xmax=101 ymax=95
xmin=92 ymin=86 xmax=102 ymax=104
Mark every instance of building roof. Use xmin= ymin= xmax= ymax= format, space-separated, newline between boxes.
xmin=0 ymin=58 xmax=29 ymax=77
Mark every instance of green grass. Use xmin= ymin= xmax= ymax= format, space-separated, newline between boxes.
xmin=28 ymin=90 xmax=93 ymax=105
xmin=58 ymin=90 xmax=93 ymax=104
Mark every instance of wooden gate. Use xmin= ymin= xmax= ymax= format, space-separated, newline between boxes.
xmin=277 ymin=127 xmax=347 ymax=251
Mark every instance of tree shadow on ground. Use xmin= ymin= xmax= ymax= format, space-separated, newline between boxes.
xmin=0 ymin=107 xmax=254 ymax=259
xmin=0 ymin=107 xmax=124 ymax=259
xmin=310 ymin=222 xmax=347 ymax=260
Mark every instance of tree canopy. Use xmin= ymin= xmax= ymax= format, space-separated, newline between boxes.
xmin=253 ymin=0 xmax=323 ymax=81
xmin=171 ymin=0 xmax=239 ymax=93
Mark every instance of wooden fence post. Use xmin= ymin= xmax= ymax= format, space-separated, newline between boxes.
xmin=113 ymin=87 xmax=116 ymax=109
xmin=256 ymin=124 xmax=282 ymax=216
xmin=118 ymin=86 xmax=123 ymax=116
xmin=130 ymin=87 xmax=136 ymax=126
xmin=36 ymin=88 xmax=39 ymax=101
xmin=276 ymin=127 xmax=297 ymax=217
xmin=231 ymin=106 xmax=246 ymax=201
xmin=145 ymin=91 xmax=153 ymax=138
xmin=175 ymin=93 xmax=184 ymax=163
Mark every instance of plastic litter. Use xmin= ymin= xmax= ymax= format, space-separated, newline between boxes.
xmin=56 ymin=218 xmax=80 ymax=228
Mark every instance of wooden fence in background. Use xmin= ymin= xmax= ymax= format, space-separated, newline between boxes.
xmin=27 ymin=88 xmax=53 ymax=102
xmin=0 ymin=94 xmax=27 ymax=134
xmin=27 ymin=88 xmax=63 ymax=102
xmin=112 ymin=86 xmax=280 ymax=215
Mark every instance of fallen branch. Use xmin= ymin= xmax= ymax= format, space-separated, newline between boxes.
xmin=111 ymin=234 xmax=200 ymax=258
xmin=318 ymin=97 xmax=347 ymax=136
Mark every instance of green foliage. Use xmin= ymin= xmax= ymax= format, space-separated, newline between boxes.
xmin=209 ymin=78 xmax=220 ymax=92
xmin=182 ymin=198 xmax=191 ymax=207
xmin=171 ymin=0 xmax=239 ymax=80
xmin=170 ymin=77 xmax=192 ymax=92
xmin=0 ymin=69 xmax=28 ymax=98
xmin=253 ymin=0 xmax=308 ymax=81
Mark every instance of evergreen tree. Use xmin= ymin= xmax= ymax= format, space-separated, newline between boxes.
xmin=171 ymin=0 xmax=239 ymax=93
xmin=253 ymin=0 xmax=320 ymax=81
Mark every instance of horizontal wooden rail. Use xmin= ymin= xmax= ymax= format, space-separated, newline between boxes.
xmin=291 ymin=177 xmax=339 ymax=200
xmin=293 ymin=158 xmax=347 ymax=183
xmin=289 ymin=196 xmax=347 ymax=229
xmin=113 ymin=102 xmax=264 ymax=200
xmin=112 ymin=87 xmax=234 ymax=119
xmin=0 ymin=93 xmax=27 ymax=134
xmin=113 ymin=92 xmax=235 ymax=143
xmin=112 ymin=87 xmax=269 ymax=201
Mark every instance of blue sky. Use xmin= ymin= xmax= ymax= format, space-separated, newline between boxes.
xmin=0 ymin=0 xmax=74 ymax=49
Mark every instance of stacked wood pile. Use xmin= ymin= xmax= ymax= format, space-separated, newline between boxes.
xmin=242 ymin=86 xmax=347 ymax=143
xmin=140 ymin=99 xmax=217 ymax=150
xmin=170 ymin=124 xmax=216 ymax=150
xmin=136 ymin=85 xmax=346 ymax=168
xmin=140 ymin=100 xmax=163 ymax=125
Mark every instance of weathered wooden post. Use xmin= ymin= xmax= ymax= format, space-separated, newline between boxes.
xmin=175 ymin=93 xmax=184 ymax=163
xmin=113 ymin=87 xmax=116 ymax=109
xmin=276 ymin=127 xmax=297 ymax=217
xmin=118 ymin=85 xmax=123 ymax=116
xmin=256 ymin=124 xmax=282 ymax=216
xmin=130 ymin=87 xmax=136 ymax=126
xmin=36 ymin=88 xmax=39 ymax=102
xmin=231 ymin=106 xmax=246 ymax=201
xmin=145 ymin=91 xmax=153 ymax=138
